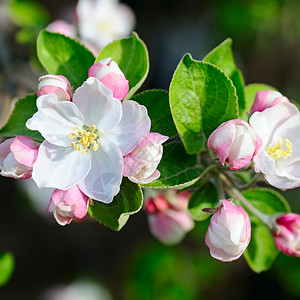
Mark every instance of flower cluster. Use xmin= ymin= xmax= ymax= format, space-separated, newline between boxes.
xmin=209 ymin=90 xmax=300 ymax=190
xmin=0 ymin=59 xmax=167 ymax=226
xmin=205 ymin=90 xmax=300 ymax=261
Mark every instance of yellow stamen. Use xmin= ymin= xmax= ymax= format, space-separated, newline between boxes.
xmin=267 ymin=137 xmax=293 ymax=160
xmin=69 ymin=124 xmax=99 ymax=154
xmin=93 ymin=143 xmax=99 ymax=151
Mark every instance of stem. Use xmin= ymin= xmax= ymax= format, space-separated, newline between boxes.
xmin=216 ymin=175 xmax=226 ymax=199
xmin=219 ymin=173 xmax=277 ymax=230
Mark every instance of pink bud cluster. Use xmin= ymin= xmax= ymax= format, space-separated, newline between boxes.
xmin=144 ymin=190 xmax=194 ymax=245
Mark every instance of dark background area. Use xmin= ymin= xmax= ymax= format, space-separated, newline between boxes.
xmin=1 ymin=0 xmax=300 ymax=299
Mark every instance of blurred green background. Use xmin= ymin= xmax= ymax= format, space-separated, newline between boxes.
xmin=1 ymin=0 xmax=300 ymax=299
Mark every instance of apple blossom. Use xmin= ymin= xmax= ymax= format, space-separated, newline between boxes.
xmin=37 ymin=75 xmax=73 ymax=101
xmin=48 ymin=185 xmax=89 ymax=226
xmin=0 ymin=136 xmax=39 ymax=179
xmin=250 ymin=101 xmax=300 ymax=189
xmin=88 ymin=58 xmax=129 ymax=100
xmin=207 ymin=119 xmax=260 ymax=170
xmin=205 ymin=200 xmax=251 ymax=262
xmin=76 ymin=0 xmax=135 ymax=50
xmin=26 ymin=77 xmax=150 ymax=203
xmin=273 ymin=213 xmax=300 ymax=257
xmin=145 ymin=190 xmax=194 ymax=245
xmin=250 ymin=90 xmax=289 ymax=115
xmin=123 ymin=132 xmax=168 ymax=184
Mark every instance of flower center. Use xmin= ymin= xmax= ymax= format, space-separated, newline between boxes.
xmin=267 ymin=137 xmax=293 ymax=160
xmin=69 ymin=125 xmax=99 ymax=154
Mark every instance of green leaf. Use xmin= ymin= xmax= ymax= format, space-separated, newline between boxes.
xmin=142 ymin=142 xmax=205 ymax=189
xmin=7 ymin=0 xmax=49 ymax=28
xmin=96 ymin=32 xmax=149 ymax=99
xmin=243 ymin=221 xmax=279 ymax=273
xmin=242 ymin=188 xmax=290 ymax=219
xmin=132 ymin=90 xmax=177 ymax=139
xmin=188 ymin=181 xmax=218 ymax=221
xmin=0 ymin=252 xmax=14 ymax=287
xmin=88 ymin=178 xmax=143 ymax=231
xmin=169 ymin=53 xmax=238 ymax=154
xmin=203 ymin=38 xmax=246 ymax=119
xmin=0 ymin=94 xmax=43 ymax=141
xmin=244 ymin=83 xmax=277 ymax=118
xmin=37 ymin=30 xmax=95 ymax=89
xmin=16 ymin=27 xmax=40 ymax=44
xmin=242 ymin=188 xmax=290 ymax=273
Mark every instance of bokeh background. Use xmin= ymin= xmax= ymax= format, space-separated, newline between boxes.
xmin=1 ymin=0 xmax=300 ymax=299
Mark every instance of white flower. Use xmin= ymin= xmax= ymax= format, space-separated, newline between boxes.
xmin=76 ymin=0 xmax=135 ymax=50
xmin=250 ymin=101 xmax=300 ymax=189
xmin=26 ymin=77 xmax=150 ymax=203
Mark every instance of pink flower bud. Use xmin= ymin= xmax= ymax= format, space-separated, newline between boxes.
xmin=205 ymin=200 xmax=251 ymax=262
xmin=88 ymin=58 xmax=129 ymax=100
xmin=250 ymin=90 xmax=289 ymax=115
xmin=47 ymin=185 xmax=89 ymax=226
xmin=273 ymin=213 xmax=300 ymax=257
xmin=46 ymin=20 xmax=76 ymax=38
xmin=0 ymin=136 xmax=39 ymax=179
xmin=37 ymin=75 xmax=73 ymax=101
xmin=123 ymin=132 xmax=168 ymax=184
xmin=145 ymin=190 xmax=194 ymax=245
xmin=207 ymin=119 xmax=260 ymax=170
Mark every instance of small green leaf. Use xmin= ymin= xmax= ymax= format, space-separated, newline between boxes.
xmin=16 ymin=27 xmax=40 ymax=44
xmin=244 ymin=83 xmax=277 ymax=119
xmin=0 ymin=94 xmax=42 ymax=141
xmin=0 ymin=252 xmax=14 ymax=287
xmin=188 ymin=181 xmax=218 ymax=221
xmin=203 ymin=38 xmax=236 ymax=75
xmin=243 ymin=221 xmax=279 ymax=273
xmin=242 ymin=188 xmax=290 ymax=273
xmin=142 ymin=142 xmax=205 ymax=189
xmin=7 ymin=0 xmax=49 ymax=28
xmin=169 ymin=53 xmax=238 ymax=154
xmin=132 ymin=89 xmax=177 ymax=139
xmin=88 ymin=178 xmax=143 ymax=231
xmin=203 ymin=38 xmax=246 ymax=119
xmin=96 ymin=32 xmax=149 ymax=99
xmin=37 ymin=30 xmax=95 ymax=89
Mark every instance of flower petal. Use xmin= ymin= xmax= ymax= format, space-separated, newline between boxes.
xmin=10 ymin=136 xmax=38 ymax=167
xmin=104 ymin=100 xmax=151 ymax=155
xmin=78 ymin=139 xmax=123 ymax=203
xmin=73 ymin=77 xmax=122 ymax=132
xmin=250 ymin=101 xmax=299 ymax=148
xmin=26 ymin=95 xmax=84 ymax=147
xmin=32 ymin=141 xmax=91 ymax=190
